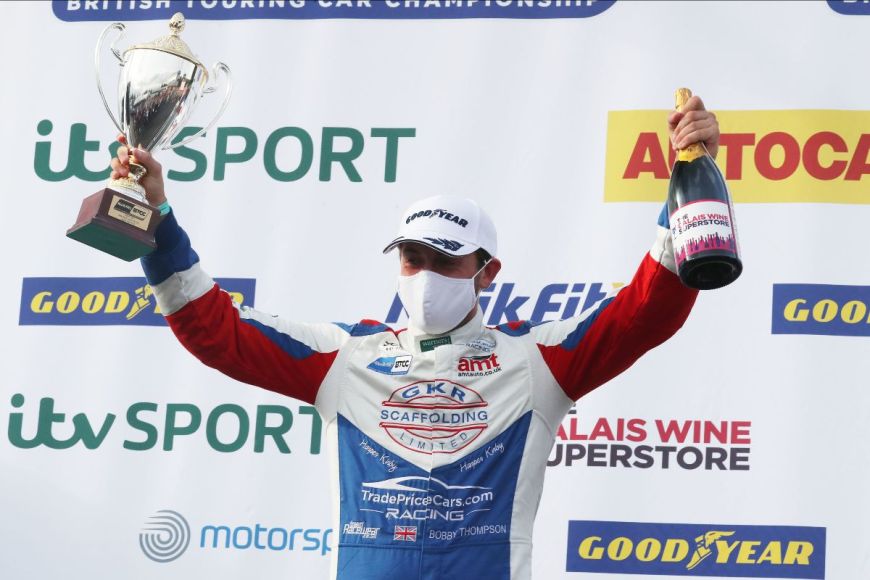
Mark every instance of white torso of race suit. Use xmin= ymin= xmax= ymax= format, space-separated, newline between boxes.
xmin=315 ymin=310 xmax=574 ymax=580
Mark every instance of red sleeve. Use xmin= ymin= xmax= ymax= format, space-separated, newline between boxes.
xmin=533 ymin=254 xmax=698 ymax=400
xmin=166 ymin=285 xmax=341 ymax=405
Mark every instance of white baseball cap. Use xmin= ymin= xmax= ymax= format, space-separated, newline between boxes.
xmin=383 ymin=195 xmax=498 ymax=258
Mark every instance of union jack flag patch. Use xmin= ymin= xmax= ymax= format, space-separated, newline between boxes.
xmin=393 ymin=525 xmax=418 ymax=542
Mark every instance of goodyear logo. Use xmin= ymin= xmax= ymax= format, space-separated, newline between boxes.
xmin=605 ymin=110 xmax=870 ymax=204
xmin=772 ymin=284 xmax=870 ymax=337
xmin=827 ymin=0 xmax=870 ymax=15
xmin=19 ymin=277 xmax=255 ymax=326
xmin=566 ymin=521 xmax=826 ymax=578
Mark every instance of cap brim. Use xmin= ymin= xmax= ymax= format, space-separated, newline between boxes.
xmin=382 ymin=231 xmax=479 ymax=257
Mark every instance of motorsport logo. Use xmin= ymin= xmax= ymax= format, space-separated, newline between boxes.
xmin=379 ymin=380 xmax=489 ymax=453
xmin=368 ymin=355 xmax=413 ymax=375
xmin=53 ymin=0 xmax=617 ymax=21
xmin=457 ymin=353 xmax=502 ymax=377
xmin=34 ymin=119 xmax=414 ymax=183
xmin=386 ymin=281 xmax=621 ymax=325
xmin=605 ymin=109 xmax=870 ymax=204
xmin=772 ymin=283 xmax=870 ymax=337
xmin=5 ymin=393 xmax=323 ymax=454
xmin=566 ymin=520 xmax=826 ymax=579
xmin=140 ymin=510 xmax=191 ymax=563
xmin=360 ymin=475 xmax=494 ymax=524
xmin=19 ymin=277 xmax=254 ymax=326
xmin=548 ymin=407 xmax=752 ymax=471
xmin=140 ymin=509 xmax=332 ymax=563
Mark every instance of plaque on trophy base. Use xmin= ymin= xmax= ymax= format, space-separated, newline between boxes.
xmin=66 ymin=189 xmax=162 ymax=262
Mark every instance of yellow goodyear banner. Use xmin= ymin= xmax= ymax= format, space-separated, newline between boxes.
xmin=604 ymin=110 xmax=870 ymax=204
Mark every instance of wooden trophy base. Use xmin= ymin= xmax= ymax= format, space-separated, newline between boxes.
xmin=67 ymin=189 xmax=163 ymax=262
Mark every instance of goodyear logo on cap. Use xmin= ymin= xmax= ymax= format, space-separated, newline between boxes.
xmin=19 ymin=277 xmax=255 ymax=326
xmin=772 ymin=284 xmax=870 ymax=337
xmin=566 ymin=520 xmax=825 ymax=578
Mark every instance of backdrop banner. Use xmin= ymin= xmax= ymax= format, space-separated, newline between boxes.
xmin=1 ymin=1 xmax=867 ymax=579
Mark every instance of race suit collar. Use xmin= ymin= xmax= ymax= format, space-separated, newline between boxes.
xmin=404 ymin=307 xmax=485 ymax=353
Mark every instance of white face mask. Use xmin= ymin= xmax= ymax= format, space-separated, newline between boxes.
xmin=398 ymin=263 xmax=488 ymax=335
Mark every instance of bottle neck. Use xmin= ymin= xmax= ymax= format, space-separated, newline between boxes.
xmin=677 ymin=142 xmax=705 ymax=162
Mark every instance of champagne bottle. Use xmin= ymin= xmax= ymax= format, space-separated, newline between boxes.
xmin=667 ymin=88 xmax=742 ymax=290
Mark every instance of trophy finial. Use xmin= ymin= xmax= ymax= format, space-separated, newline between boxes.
xmin=169 ymin=13 xmax=185 ymax=36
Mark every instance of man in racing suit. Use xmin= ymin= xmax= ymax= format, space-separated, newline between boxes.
xmin=111 ymin=96 xmax=719 ymax=580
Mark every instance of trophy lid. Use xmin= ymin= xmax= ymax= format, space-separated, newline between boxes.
xmin=125 ymin=13 xmax=207 ymax=76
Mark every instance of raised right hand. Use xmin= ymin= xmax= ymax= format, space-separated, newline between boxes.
xmin=109 ymin=135 xmax=167 ymax=206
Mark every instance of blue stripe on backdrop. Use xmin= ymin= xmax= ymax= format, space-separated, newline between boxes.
xmin=52 ymin=0 xmax=617 ymax=22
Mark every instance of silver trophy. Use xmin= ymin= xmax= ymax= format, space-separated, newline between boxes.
xmin=67 ymin=13 xmax=231 ymax=260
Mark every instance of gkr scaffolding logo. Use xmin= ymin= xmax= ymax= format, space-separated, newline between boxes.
xmin=140 ymin=510 xmax=191 ymax=563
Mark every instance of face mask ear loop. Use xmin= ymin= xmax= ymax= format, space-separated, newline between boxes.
xmin=473 ymin=258 xmax=492 ymax=299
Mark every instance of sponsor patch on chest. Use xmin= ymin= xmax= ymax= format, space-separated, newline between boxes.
xmin=457 ymin=353 xmax=502 ymax=377
xmin=367 ymin=355 xmax=413 ymax=375
xmin=379 ymin=380 xmax=489 ymax=454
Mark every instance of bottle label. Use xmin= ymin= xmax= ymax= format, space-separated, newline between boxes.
xmin=669 ymin=199 xmax=737 ymax=267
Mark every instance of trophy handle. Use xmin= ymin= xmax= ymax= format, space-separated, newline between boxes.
xmin=166 ymin=62 xmax=233 ymax=150
xmin=95 ymin=22 xmax=127 ymax=136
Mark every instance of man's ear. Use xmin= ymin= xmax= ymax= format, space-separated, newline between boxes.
xmin=477 ymin=258 xmax=502 ymax=292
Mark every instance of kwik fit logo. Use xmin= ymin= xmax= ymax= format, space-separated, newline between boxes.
xmin=19 ymin=277 xmax=255 ymax=326
xmin=566 ymin=520 xmax=825 ymax=578
xmin=386 ymin=281 xmax=621 ymax=325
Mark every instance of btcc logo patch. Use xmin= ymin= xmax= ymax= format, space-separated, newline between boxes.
xmin=367 ymin=355 xmax=412 ymax=376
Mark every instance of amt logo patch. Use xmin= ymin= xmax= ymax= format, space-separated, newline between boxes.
xmin=19 ymin=277 xmax=255 ymax=326
xmin=457 ymin=353 xmax=501 ymax=377
xmin=566 ymin=520 xmax=825 ymax=578
xmin=367 ymin=355 xmax=412 ymax=376
xmin=772 ymin=284 xmax=870 ymax=337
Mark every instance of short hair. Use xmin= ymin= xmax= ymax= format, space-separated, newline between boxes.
xmin=475 ymin=248 xmax=492 ymax=269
